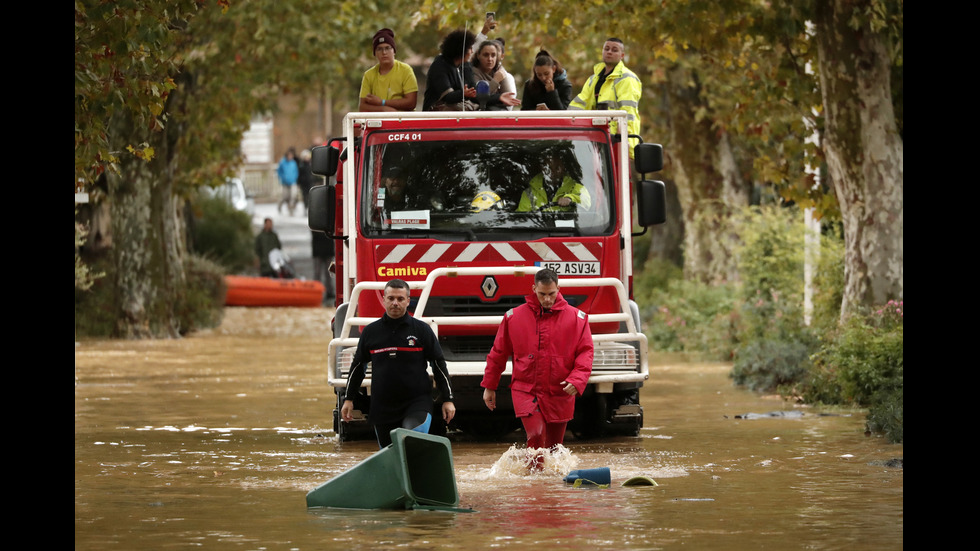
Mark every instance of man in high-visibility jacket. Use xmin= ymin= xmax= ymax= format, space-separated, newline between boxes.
xmin=569 ymin=38 xmax=642 ymax=158
xmin=516 ymin=150 xmax=592 ymax=212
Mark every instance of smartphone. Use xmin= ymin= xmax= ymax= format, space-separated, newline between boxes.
xmin=486 ymin=11 xmax=495 ymax=20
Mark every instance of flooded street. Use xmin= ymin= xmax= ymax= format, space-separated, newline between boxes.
xmin=75 ymin=307 xmax=903 ymax=550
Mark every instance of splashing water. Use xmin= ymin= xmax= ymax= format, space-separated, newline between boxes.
xmin=487 ymin=444 xmax=580 ymax=478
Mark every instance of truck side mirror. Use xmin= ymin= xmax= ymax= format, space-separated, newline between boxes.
xmin=308 ymin=184 xmax=336 ymax=235
xmin=636 ymin=179 xmax=666 ymax=227
xmin=312 ymin=145 xmax=339 ymax=178
xmin=634 ymin=143 xmax=663 ymax=174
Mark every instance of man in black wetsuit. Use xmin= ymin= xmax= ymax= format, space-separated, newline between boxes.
xmin=340 ymin=279 xmax=456 ymax=447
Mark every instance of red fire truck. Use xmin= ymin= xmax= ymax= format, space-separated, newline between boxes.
xmin=308 ymin=110 xmax=665 ymax=441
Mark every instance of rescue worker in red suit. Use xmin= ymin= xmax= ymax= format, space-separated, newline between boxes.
xmin=481 ymin=268 xmax=593 ymax=467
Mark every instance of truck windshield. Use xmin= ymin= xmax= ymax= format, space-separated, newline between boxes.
xmin=360 ymin=137 xmax=615 ymax=238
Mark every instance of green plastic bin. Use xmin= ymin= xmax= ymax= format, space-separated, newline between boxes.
xmin=306 ymin=428 xmax=460 ymax=510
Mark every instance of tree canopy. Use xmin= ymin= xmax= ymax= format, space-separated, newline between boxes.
xmin=75 ymin=0 xmax=902 ymax=336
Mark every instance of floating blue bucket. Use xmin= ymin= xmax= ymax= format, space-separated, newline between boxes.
xmin=563 ymin=467 xmax=611 ymax=485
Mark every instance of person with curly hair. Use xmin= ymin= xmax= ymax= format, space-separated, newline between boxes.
xmin=423 ymin=29 xmax=479 ymax=111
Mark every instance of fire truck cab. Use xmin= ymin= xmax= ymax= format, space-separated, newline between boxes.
xmin=309 ymin=110 xmax=666 ymax=441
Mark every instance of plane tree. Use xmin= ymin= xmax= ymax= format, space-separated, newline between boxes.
xmin=420 ymin=0 xmax=902 ymax=319
xmin=75 ymin=0 xmax=417 ymax=337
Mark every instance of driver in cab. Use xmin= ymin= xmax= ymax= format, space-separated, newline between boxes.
xmin=380 ymin=164 xmax=409 ymax=212
xmin=516 ymin=151 xmax=591 ymax=212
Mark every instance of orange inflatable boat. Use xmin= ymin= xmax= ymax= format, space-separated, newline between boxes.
xmin=224 ymin=275 xmax=325 ymax=307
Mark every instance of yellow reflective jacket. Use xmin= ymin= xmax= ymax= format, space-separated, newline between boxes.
xmin=569 ymin=61 xmax=642 ymax=156
xmin=516 ymin=174 xmax=592 ymax=212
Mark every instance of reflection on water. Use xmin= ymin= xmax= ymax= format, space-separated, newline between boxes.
xmin=76 ymin=307 xmax=902 ymax=550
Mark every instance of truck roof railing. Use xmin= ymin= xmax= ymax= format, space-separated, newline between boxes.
xmin=344 ymin=109 xmax=631 ymax=123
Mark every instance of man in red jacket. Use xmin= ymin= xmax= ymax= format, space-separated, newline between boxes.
xmin=481 ymin=268 xmax=593 ymax=465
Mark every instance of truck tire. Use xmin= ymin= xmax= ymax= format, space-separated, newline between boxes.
xmin=457 ymin=417 xmax=519 ymax=441
xmin=569 ymin=392 xmax=604 ymax=440
xmin=333 ymin=408 xmax=376 ymax=442
xmin=333 ymin=408 xmax=351 ymax=441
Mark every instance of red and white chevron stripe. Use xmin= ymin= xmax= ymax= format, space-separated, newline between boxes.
xmin=375 ymin=241 xmax=603 ymax=264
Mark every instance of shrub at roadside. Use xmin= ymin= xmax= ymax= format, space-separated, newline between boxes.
xmin=179 ymin=254 xmax=227 ymax=333
xmin=865 ymin=384 xmax=903 ymax=443
xmin=729 ymin=206 xmax=834 ymax=392
xmin=638 ymin=276 xmax=741 ymax=360
xmin=190 ymin=192 xmax=256 ymax=275
xmin=75 ymin=253 xmax=226 ymax=338
xmin=733 ymin=206 xmax=807 ymax=338
xmin=74 ymin=254 xmax=116 ymax=338
xmin=633 ymin=205 xmax=901 ymax=442
xmin=805 ymin=301 xmax=904 ymax=442
xmin=75 ymin=209 xmax=104 ymax=292
xmin=808 ymin=222 xmax=845 ymax=336
xmin=731 ymin=338 xmax=815 ymax=392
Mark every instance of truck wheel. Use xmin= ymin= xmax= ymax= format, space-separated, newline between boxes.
xmin=630 ymin=410 xmax=643 ymax=436
xmin=570 ymin=393 xmax=604 ymax=440
xmin=467 ymin=418 xmax=518 ymax=441
xmin=333 ymin=408 xmax=352 ymax=442
xmin=612 ymin=389 xmax=643 ymax=436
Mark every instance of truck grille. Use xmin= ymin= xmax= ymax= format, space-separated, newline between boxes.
xmin=336 ymin=348 xmax=357 ymax=378
xmin=417 ymin=295 xmax=525 ymax=316
xmin=415 ymin=294 xmax=585 ymax=316
xmin=439 ymin=335 xmax=495 ymax=361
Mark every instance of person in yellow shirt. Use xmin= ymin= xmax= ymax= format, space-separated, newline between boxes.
xmin=359 ymin=28 xmax=419 ymax=112
xmin=569 ymin=38 xmax=642 ymax=157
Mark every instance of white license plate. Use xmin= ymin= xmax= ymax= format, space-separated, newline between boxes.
xmin=536 ymin=262 xmax=600 ymax=275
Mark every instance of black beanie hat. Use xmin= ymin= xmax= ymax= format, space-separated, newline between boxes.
xmin=373 ymin=28 xmax=396 ymax=53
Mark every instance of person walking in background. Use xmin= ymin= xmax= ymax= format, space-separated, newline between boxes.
xmin=359 ymin=28 xmax=419 ymax=112
xmin=276 ymin=147 xmax=299 ymax=215
xmin=254 ymin=217 xmax=283 ymax=277
xmin=311 ymin=231 xmax=335 ymax=304
xmin=569 ymin=37 xmax=642 ymax=157
xmin=481 ymin=268 xmax=593 ymax=470
xmin=341 ymin=279 xmax=456 ymax=448
xmin=311 ymin=135 xmax=325 ymax=148
xmin=520 ymin=50 xmax=573 ymax=111
xmin=297 ymin=149 xmax=314 ymax=214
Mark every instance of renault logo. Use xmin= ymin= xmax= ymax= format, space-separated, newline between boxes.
xmin=481 ymin=275 xmax=498 ymax=299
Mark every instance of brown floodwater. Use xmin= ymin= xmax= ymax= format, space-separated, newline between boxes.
xmin=75 ymin=307 xmax=903 ymax=550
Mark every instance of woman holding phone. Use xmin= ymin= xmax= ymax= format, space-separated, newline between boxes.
xmin=520 ymin=50 xmax=573 ymax=111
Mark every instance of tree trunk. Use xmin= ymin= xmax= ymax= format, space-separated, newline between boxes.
xmin=665 ymin=66 xmax=752 ymax=284
xmin=815 ymin=0 xmax=904 ymax=321
xmin=645 ymin=178 xmax=684 ymax=267
xmin=108 ymin=112 xmax=186 ymax=339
